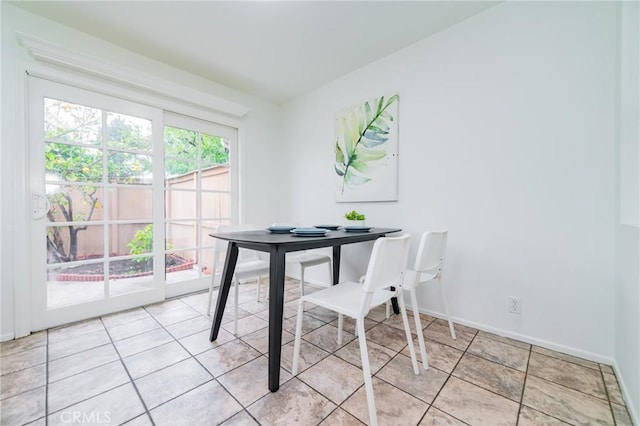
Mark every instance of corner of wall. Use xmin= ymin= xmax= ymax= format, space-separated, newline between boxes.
xmin=614 ymin=1 xmax=640 ymax=422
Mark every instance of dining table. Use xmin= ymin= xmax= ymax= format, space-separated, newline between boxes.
xmin=208 ymin=226 xmax=402 ymax=392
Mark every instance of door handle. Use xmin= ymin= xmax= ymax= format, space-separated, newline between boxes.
xmin=32 ymin=192 xmax=51 ymax=220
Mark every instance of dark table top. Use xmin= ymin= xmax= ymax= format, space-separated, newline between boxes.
xmin=209 ymin=228 xmax=403 ymax=253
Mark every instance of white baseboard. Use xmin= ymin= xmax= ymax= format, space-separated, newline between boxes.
xmin=1 ymin=332 xmax=15 ymax=342
xmin=415 ymin=306 xmax=614 ymax=365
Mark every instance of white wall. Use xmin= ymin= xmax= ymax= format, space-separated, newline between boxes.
xmin=280 ymin=1 xmax=618 ymax=363
xmin=0 ymin=3 xmax=283 ymax=339
xmin=615 ymin=1 xmax=640 ymax=421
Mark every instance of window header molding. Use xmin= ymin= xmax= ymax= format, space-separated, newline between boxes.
xmin=16 ymin=31 xmax=250 ymax=118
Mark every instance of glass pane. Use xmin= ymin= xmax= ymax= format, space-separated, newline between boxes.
xmin=165 ymin=190 xmax=196 ymax=220
xmin=166 ymin=249 xmax=199 ymax=284
xmin=162 ymin=123 xmax=234 ymax=290
xmin=165 ymin=159 xmax=198 ymax=179
xmin=166 ymin=221 xmax=196 ymax=250
xmin=109 ymin=188 xmax=152 ymax=220
xmin=45 ymin=143 xmax=102 ymax=183
xmin=200 ymin=222 xmax=220 ymax=248
xmin=202 ymin=192 xmax=230 ymax=220
xmin=107 ymin=151 xmax=152 ymax=184
xmin=107 ymin=112 xmax=152 ymax=152
xmin=108 ymin=256 xmax=155 ymax=297
xmin=165 ymin=126 xmax=198 ymax=159
xmin=201 ymin=134 xmax=229 ymax=165
xmin=44 ymin=98 xmax=101 ymax=145
xmin=109 ymin=255 xmax=153 ymax=277
xmin=47 ymin=262 xmax=105 ymax=308
xmin=46 ymin=186 xmax=105 ymax=222
xmin=201 ymin=166 xmax=230 ymax=190
xmin=46 ymin=225 xmax=104 ymax=264
xmin=111 ymin=223 xmax=153 ymax=257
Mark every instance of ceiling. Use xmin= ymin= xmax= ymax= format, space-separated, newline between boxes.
xmin=11 ymin=1 xmax=498 ymax=104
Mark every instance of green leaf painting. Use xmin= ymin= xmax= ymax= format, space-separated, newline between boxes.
xmin=334 ymin=94 xmax=399 ymax=202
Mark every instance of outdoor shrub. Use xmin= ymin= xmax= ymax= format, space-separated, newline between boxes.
xmin=127 ymin=224 xmax=174 ymax=264
xmin=127 ymin=224 xmax=154 ymax=264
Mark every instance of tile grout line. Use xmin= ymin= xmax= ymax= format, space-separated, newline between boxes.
xmin=599 ymin=363 xmax=618 ymax=424
xmin=293 ymin=313 xmax=441 ymax=424
xmin=332 ymin=320 xmax=433 ymax=425
xmin=437 ymin=325 xmax=615 ymax=424
xmin=476 ymin=330 xmax=533 ymax=352
xmin=296 ymin=311 xmax=437 ymax=422
xmin=47 ymin=341 xmax=112 ymax=365
xmin=46 ymin=346 xmax=121 ymax=385
xmin=43 ymin=371 xmax=136 ymax=421
xmin=214 ymin=355 xmax=284 ymax=425
xmin=0 ymin=344 xmax=47 ymax=425
xmin=332 ymin=317 xmax=462 ymax=421
xmin=26 ymin=287 xmax=620 ymax=426
xmin=107 ymin=305 xmax=261 ymax=382
xmin=100 ymin=317 xmax=156 ymax=426
xmin=138 ymin=304 xmax=255 ymax=423
xmin=604 ymin=367 xmax=634 ymax=421
xmin=45 ymin=329 xmax=49 ymax=426
xmin=208 ymin=282 xmax=332 ymax=425
xmin=529 ymin=345 xmax=602 ymax=372
xmin=514 ymin=342 xmax=533 ymax=425
xmin=520 ymin=357 xmax=611 ymax=424
xmin=416 ymin=324 xmax=477 ymax=425
xmin=459 ymin=335 xmax=596 ymax=423
xmin=528 ymin=352 xmax=614 ymax=403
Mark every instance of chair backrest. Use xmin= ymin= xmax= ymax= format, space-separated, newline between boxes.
xmin=214 ymin=224 xmax=260 ymax=262
xmin=413 ymin=230 xmax=448 ymax=274
xmin=361 ymin=234 xmax=411 ymax=293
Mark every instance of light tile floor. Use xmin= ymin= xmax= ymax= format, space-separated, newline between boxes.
xmin=0 ymin=278 xmax=634 ymax=425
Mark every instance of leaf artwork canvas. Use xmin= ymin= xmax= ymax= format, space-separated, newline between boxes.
xmin=334 ymin=94 xmax=399 ymax=202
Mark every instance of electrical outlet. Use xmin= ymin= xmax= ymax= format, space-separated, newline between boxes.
xmin=508 ymin=296 xmax=522 ymax=314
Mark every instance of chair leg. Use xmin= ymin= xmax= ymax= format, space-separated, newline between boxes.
xmin=206 ymin=269 xmax=216 ymax=316
xmin=263 ymin=276 xmax=269 ymax=302
xmin=398 ymin=295 xmax=420 ymax=375
xmin=356 ymin=318 xmax=378 ymax=426
xmin=300 ymin=265 xmax=305 ymax=297
xmin=337 ymin=314 xmax=343 ymax=345
xmin=327 ymin=261 xmax=332 ymax=286
xmin=409 ymin=288 xmax=429 ymax=370
xmin=438 ymin=278 xmax=456 ymax=340
xmin=256 ymin=276 xmax=261 ymax=302
xmin=291 ymin=301 xmax=305 ymax=375
xmin=233 ymin=278 xmax=239 ymax=336
xmin=385 ymin=300 xmax=390 ymax=319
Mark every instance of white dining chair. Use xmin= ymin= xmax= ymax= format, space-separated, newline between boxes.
xmin=396 ymin=230 xmax=453 ymax=370
xmin=255 ymin=251 xmax=332 ymax=302
xmin=291 ymin=234 xmax=419 ymax=426
xmin=292 ymin=251 xmax=332 ymax=296
xmin=206 ymin=224 xmax=270 ymax=335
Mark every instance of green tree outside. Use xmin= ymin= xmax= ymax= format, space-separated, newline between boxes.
xmin=44 ymin=99 xmax=229 ymax=263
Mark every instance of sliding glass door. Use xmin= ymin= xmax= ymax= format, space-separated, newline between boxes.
xmin=28 ymin=78 xmax=237 ymax=329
